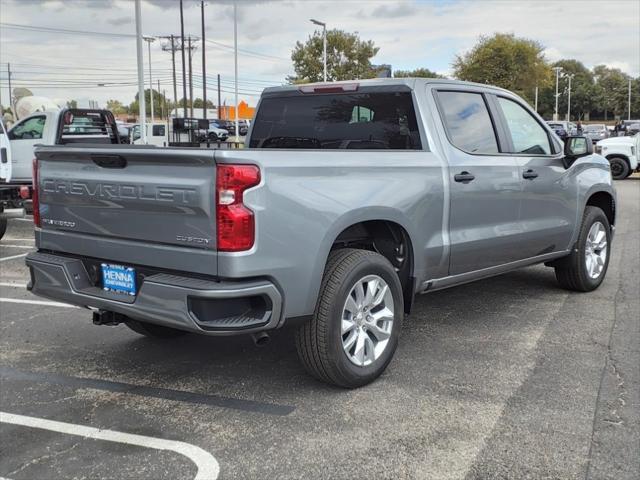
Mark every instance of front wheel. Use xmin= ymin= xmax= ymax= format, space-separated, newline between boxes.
xmin=295 ymin=249 xmax=403 ymax=388
xmin=555 ymin=206 xmax=611 ymax=292
xmin=609 ymin=157 xmax=630 ymax=180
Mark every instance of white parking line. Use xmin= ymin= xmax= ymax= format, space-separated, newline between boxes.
xmin=2 ymin=239 xmax=35 ymax=242
xmin=0 ymin=253 xmax=28 ymax=262
xmin=0 ymin=298 xmax=77 ymax=308
xmin=15 ymin=218 xmax=33 ymax=223
xmin=0 ymin=412 xmax=220 ymax=480
xmin=0 ymin=245 xmax=35 ymax=249
xmin=0 ymin=282 xmax=27 ymax=288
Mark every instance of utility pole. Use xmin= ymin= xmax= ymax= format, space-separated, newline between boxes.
xmin=552 ymin=66 xmax=562 ymax=121
xmin=629 ymin=78 xmax=632 ymax=121
xmin=534 ymin=85 xmax=538 ymax=113
xmin=179 ymin=0 xmax=187 ymax=119
xmin=143 ymin=36 xmax=156 ymax=122
xmin=217 ymin=73 xmax=221 ymax=119
xmin=158 ymin=79 xmax=162 ymax=119
xmin=134 ymin=0 xmax=147 ymax=143
xmin=234 ymin=2 xmax=239 ymax=142
xmin=160 ymin=35 xmax=179 ymax=117
xmin=566 ymin=74 xmax=574 ymax=122
xmin=188 ymin=36 xmax=194 ymax=118
xmin=201 ymin=0 xmax=207 ymax=120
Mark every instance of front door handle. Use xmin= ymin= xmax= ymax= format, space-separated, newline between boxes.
xmin=454 ymin=171 xmax=475 ymax=183
xmin=523 ymin=169 xmax=539 ymax=180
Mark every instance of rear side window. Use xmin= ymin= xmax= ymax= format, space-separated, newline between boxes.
xmin=249 ymin=91 xmax=422 ymax=149
xmin=497 ymin=97 xmax=552 ymax=155
xmin=437 ymin=91 xmax=499 ymax=154
xmin=8 ymin=116 xmax=46 ymax=140
xmin=152 ymin=125 xmax=166 ymax=136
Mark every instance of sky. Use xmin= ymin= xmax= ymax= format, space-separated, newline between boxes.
xmin=0 ymin=0 xmax=639 ymax=109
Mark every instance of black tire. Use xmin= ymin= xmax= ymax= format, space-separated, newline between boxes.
xmin=609 ymin=157 xmax=630 ymax=180
xmin=555 ymin=206 xmax=611 ymax=292
xmin=0 ymin=218 xmax=7 ymax=240
xmin=295 ymin=248 xmax=403 ymax=388
xmin=124 ymin=319 xmax=188 ymax=339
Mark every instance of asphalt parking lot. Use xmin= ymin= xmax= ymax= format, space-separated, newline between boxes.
xmin=0 ymin=179 xmax=638 ymax=480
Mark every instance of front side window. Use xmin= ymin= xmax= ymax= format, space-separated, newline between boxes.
xmin=8 ymin=116 xmax=46 ymax=140
xmin=249 ymin=91 xmax=422 ymax=150
xmin=498 ymin=97 xmax=552 ymax=155
xmin=437 ymin=91 xmax=499 ymax=154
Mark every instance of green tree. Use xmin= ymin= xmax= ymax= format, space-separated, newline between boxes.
xmin=290 ymin=29 xmax=379 ymax=83
xmin=66 ymin=100 xmax=78 ymax=109
xmin=394 ymin=68 xmax=444 ymax=78
xmin=105 ymin=99 xmax=128 ymax=115
xmin=129 ymin=89 xmax=169 ymax=119
xmin=452 ymin=33 xmax=552 ymax=103
xmin=192 ymin=98 xmax=215 ymax=109
xmin=592 ymin=65 xmax=632 ymax=120
xmin=537 ymin=60 xmax=595 ymax=120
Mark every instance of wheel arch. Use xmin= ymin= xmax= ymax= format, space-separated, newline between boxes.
xmin=313 ymin=209 xmax=420 ymax=315
xmin=585 ymin=190 xmax=616 ymax=228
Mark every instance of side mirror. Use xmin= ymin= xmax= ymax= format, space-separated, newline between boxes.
xmin=563 ymin=136 xmax=593 ymax=167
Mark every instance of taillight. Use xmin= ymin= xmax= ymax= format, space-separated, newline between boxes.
xmin=216 ymin=164 xmax=260 ymax=251
xmin=32 ymin=158 xmax=41 ymax=227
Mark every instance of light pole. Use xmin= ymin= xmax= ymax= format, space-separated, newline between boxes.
xmin=553 ymin=66 xmax=562 ymax=121
xmin=134 ymin=0 xmax=147 ymax=144
xmin=310 ymin=19 xmax=327 ymax=82
xmin=628 ymin=78 xmax=632 ymax=121
xmin=143 ymin=36 xmax=156 ymax=123
xmin=234 ymin=1 xmax=239 ymax=142
xmin=566 ymin=73 xmax=574 ymax=122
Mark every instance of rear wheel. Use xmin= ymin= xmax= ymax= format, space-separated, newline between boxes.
xmin=124 ymin=319 xmax=188 ymax=339
xmin=295 ymin=249 xmax=403 ymax=388
xmin=555 ymin=206 xmax=611 ymax=292
xmin=609 ymin=157 xmax=630 ymax=180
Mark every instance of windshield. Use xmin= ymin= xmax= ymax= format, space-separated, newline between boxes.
xmin=584 ymin=125 xmax=605 ymax=131
xmin=249 ymin=91 xmax=422 ymax=149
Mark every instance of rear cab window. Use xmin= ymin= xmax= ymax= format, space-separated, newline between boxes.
xmin=249 ymin=86 xmax=422 ymax=150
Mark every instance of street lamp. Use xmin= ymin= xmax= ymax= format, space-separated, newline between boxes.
xmin=628 ymin=78 xmax=632 ymax=121
xmin=310 ymin=19 xmax=327 ymax=82
xmin=143 ymin=36 xmax=156 ymax=123
xmin=552 ymin=66 xmax=563 ymax=121
xmin=566 ymin=73 xmax=574 ymax=122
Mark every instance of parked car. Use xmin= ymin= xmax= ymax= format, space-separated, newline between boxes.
xmin=206 ymin=120 xmax=229 ymax=141
xmin=583 ymin=124 xmax=608 ymax=143
xmin=595 ymin=133 xmax=639 ymax=179
xmin=1 ymin=109 xmax=119 ymax=238
xmin=26 ymin=79 xmax=615 ymax=388
xmin=546 ymin=122 xmax=568 ymax=140
xmin=131 ymin=123 xmax=168 ymax=147
xmin=624 ymin=122 xmax=640 ymax=136
xmin=218 ymin=119 xmax=249 ymax=137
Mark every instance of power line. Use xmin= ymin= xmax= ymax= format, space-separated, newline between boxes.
xmin=1 ymin=22 xmax=289 ymax=62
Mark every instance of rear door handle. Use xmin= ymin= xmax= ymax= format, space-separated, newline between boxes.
xmin=523 ymin=169 xmax=538 ymax=180
xmin=454 ymin=171 xmax=475 ymax=183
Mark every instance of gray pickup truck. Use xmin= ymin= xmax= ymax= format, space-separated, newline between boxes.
xmin=26 ymin=79 xmax=616 ymax=388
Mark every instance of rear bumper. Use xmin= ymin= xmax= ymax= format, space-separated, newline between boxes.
xmin=25 ymin=251 xmax=283 ymax=336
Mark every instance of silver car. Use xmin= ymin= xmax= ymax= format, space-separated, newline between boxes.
xmin=583 ymin=124 xmax=608 ymax=143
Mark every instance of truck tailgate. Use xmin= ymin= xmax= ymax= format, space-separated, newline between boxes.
xmin=34 ymin=145 xmax=218 ymax=275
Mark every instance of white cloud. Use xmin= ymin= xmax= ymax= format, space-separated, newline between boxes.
xmin=1 ymin=0 xmax=637 ymax=109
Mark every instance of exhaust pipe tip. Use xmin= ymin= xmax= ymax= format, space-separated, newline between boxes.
xmin=251 ymin=331 xmax=270 ymax=347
